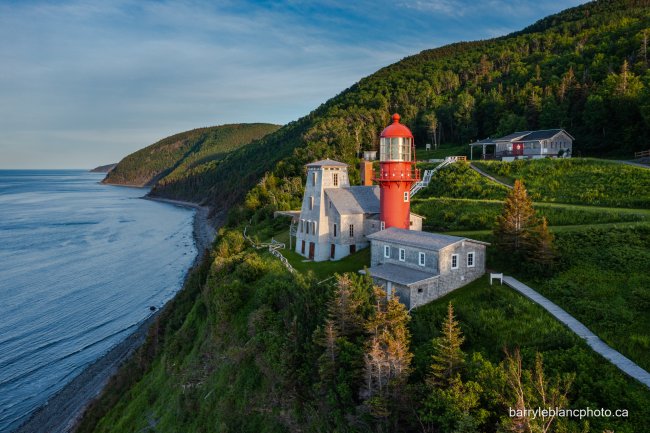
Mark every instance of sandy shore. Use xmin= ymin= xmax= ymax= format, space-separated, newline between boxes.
xmin=15 ymin=197 xmax=219 ymax=433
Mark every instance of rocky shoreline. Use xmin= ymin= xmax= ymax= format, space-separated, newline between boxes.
xmin=15 ymin=197 xmax=218 ymax=433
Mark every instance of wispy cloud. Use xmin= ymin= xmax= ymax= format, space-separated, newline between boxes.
xmin=0 ymin=0 xmax=586 ymax=168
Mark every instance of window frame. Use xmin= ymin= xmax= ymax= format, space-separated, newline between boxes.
xmin=384 ymin=245 xmax=390 ymax=258
xmin=333 ymin=223 xmax=337 ymax=237
xmin=418 ymin=252 xmax=426 ymax=266
xmin=333 ymin=173 xmax=338 ymax=187
xmin=349 ymin=224 xmax=354 ymax=237
xmin=309 ymin=196 xmax=314 ymax=210
xmin=404 ymin=191 xmax=409 ymax=202
xmin=467 ymin=251 xmax=475 ymax=268
xmin=451 ymin=253 xmax=459 ymax=270
xmin=399 ymin=248 xmax=406 ymax=262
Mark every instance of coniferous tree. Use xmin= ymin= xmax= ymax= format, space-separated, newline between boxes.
xmin=524 ymin=217 xmax=558 ymax=271
xmin=494 ymin=179 xmax=538 ymax=254
xmin=429 ymin=302 xmax=465 ymax=387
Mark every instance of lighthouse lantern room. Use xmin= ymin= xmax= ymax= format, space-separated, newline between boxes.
xmin=375 ymin=113 xmax=420 ymax=230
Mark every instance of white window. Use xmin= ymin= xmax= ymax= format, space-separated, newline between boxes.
xmin=300 ymin=220 xmax=304 ymax=233
xmin=467 ymin=252 xmax=475 ymax=268
xmin=399 ymin=248 xmax=405 ymax=262
xmin=349 ymin=224 xmax=354 ymax=237
xmin=384 ymin=245 xmax=390 ymax=258
xmin=380 ymin=221 xmax=385 ymax=230
xmin=418 ymin=252 xmax=426 ymax=266
xmin=404 ymin=191 xmax=409 ymax=202
xmin=451 ymin=254 xmax=458 ymax=270
xmin=333 ymin=223 xmax=337 ymax=237
xmin=312 ymin=172 xmax=317 ymax=186
xmin=309 ymin=196 xmax=314 ymax=210
xmin=333 ymin=173 xmax=339 ymax=186
xmin=312 ymin=221 xmax=317 ymax=234
xmin=305 ymin=221 xmax=309 ymax=234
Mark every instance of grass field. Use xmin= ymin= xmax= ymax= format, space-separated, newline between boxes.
xmin=473 ymin=158 xmax=650 ymax=208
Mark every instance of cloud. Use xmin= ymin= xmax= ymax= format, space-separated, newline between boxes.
xmin=0 ymin=0 xmax=587 ymax=168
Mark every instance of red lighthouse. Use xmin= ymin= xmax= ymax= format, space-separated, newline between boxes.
xmin=375 ymin=113 xmax=420 ymax=230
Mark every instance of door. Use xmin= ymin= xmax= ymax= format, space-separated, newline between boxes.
xmin=512 ymin=142 xmax=524 ymax=156
xmin=330 ymin=244 xmax=335 ymax=259
xmin=309 ymin=242 xmax=315 ymax=260
xmin=350 ymin=244 xmax=356 ymax=254
xmin=301 ymin=240 xmax=305 ymax=254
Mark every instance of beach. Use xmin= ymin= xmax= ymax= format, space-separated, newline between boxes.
xmin=15 ymin=197 xmax=218 ymax=433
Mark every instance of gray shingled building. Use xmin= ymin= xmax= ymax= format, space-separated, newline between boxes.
xmin=365 ymin=228 xmax=488 ymax=309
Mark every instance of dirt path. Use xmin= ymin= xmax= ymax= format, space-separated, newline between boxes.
xmin=15 ymin=197 xmax=220 ymax=433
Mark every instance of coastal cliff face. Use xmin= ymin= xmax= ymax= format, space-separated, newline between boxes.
xmin=102 ymin=123 xmax=279 ymax=191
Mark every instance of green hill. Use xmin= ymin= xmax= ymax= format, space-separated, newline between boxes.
xmin=157 ymin=0 xmax=650 ymax=213
xmin=103 ymin=123 xmax=279 ymax=190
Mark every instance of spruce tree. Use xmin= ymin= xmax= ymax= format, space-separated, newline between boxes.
xmin=494 ymin=179 xmax=538 ymax=254
xmin=429 ymin=302 xmax=465 ymax=386
xmin=524 ymin=217 xmax=558 ymax=270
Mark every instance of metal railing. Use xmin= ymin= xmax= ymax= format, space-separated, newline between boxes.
xmin=410 ymin=156 xmax=463 ymax=197
xmin=635 ymin=149 xmax=650 ymax=158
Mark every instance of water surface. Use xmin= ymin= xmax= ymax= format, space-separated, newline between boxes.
xmin=0 ymin=170 xmax=196 ymax=431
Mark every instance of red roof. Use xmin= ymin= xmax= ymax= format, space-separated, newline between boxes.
xmin=380 ymin=113 xmax=413 ymax=138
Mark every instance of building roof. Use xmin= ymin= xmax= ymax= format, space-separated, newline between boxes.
xmin=492 ymin=129 xmax=574 ymax=143
xmin=366 ymin=263 xmax=438 ymax=286
xmin=325 ymin=185 xmax=379 ymax=215
xmin=306 ymin=159 xmax=348 ymax=168
xmin=367 ymin=227 xmax=488 ymax=250
xmin=469 ymin=138 xmax=496 ymax=146
xmin=494 ymin=131 xmax=531 ymax=142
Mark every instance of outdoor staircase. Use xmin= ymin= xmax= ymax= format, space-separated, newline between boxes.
xmin=410 ymin=156 xmax=466 ymax=197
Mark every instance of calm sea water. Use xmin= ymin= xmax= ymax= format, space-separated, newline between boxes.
xmin=0 ymin=170 xmax=197 ymax=432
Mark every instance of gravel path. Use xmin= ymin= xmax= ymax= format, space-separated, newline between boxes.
xmin=503 ymin=276 xmax=650 ymax=389
xmin=15 ymin=197 xmax=219 ymax=433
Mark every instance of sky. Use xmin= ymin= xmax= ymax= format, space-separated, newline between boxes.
xmin=0 ymin=0 xmax=587 ymax=169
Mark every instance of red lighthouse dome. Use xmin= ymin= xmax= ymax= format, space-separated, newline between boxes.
xmin=374 ymin=113 xmax=419 ymax=230
xmin=380 ymin=113 xmax=414 ymax=138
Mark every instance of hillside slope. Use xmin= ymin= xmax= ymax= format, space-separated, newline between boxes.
xmin=103 ymin=123 xmax=279 ymax=189
xmin=160 ymin=0 xmax=650 ymax=213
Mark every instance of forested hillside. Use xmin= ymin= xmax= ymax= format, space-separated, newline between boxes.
xmin=165 ymin=0 xmax=650 ymax=213
xmin=103 ymin=123 xmax=279 ymax=188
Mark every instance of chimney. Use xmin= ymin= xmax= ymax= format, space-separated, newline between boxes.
xmin=359 ymin=151 xmax=376 ymax=186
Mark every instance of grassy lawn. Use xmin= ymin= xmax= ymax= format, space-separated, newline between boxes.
xmin=412 ymin=197 xmax=650 ymax=232
xmin=415 ymin=143 xmax=468 ymax=160
xmin=410 ymin=277 xmax=650 ymax=433
xmin=473 ymin=158 xmax=650 ymax=208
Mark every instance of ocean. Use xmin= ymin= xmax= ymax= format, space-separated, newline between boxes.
xmin=0 ymin=170 xmax=197 ymax=432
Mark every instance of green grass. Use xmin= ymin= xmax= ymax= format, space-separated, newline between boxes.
xmin=417 ymin=161 xmax=511 ymax=200
xmin=415 ymin=143 xmax=468 ymax=161
xmin=473 ymin=158 xmax=650 ymax=208
xmin=410 ymin=277 xmax=650 ymax=433
xmin=412 ymin=197 xmax=650 ymax=232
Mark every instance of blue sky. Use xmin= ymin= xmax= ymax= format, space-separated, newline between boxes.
xmin=0 ymin=0 xmax=586 ymax=168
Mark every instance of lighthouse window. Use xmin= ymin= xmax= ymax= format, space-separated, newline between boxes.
xmin=391 ymin=137 xmax=400 ymax=160
xmin=451 ymin=254 xmax=459 ymax=270
xmin=349 ymin=224 xmax=354 ymax=237
xmin=333 ymin=173 xmax=339 ymax=186
xmin=399 ymin=248 xmax=405 ymax=262
xmin=404 ymin=191 xmax=409 ymax=202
